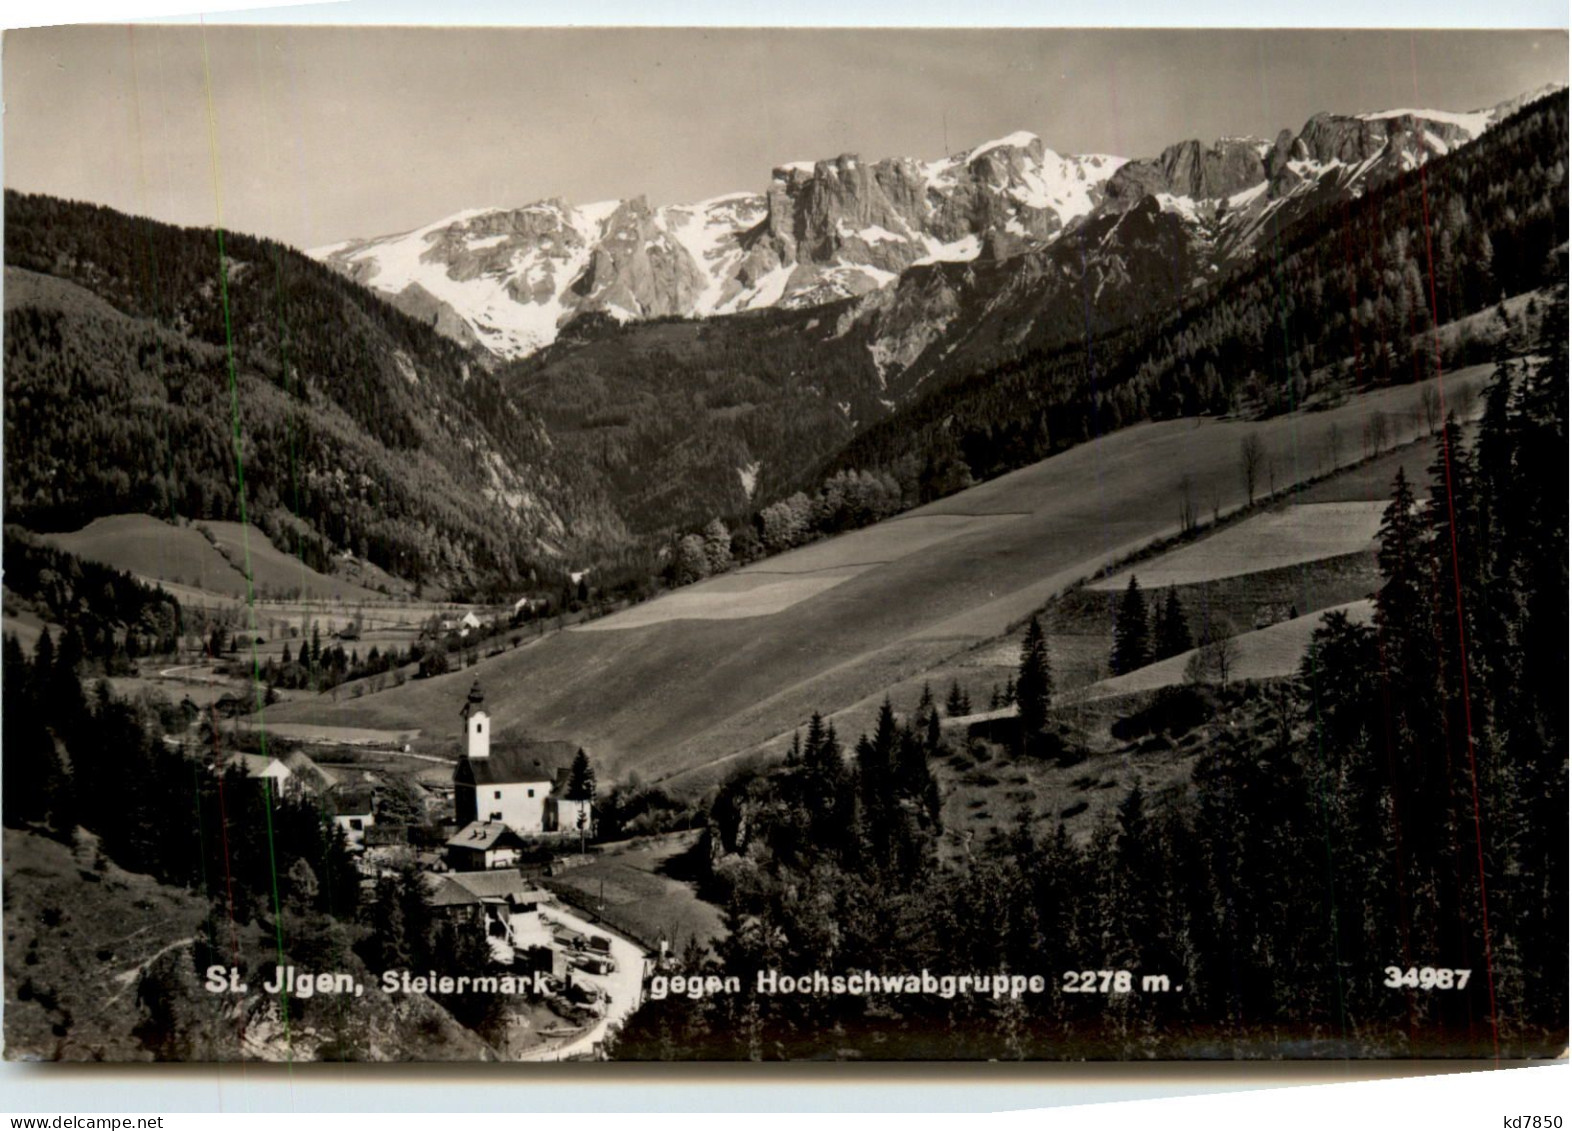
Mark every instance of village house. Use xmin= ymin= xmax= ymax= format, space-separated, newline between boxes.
xmin=424 ymin=870 xmax=550 ymax=950
xmin=332 ymin=786 xmax=377 ymax=848
xmin=449 ymin=681 xmax=592 ymax=842
xmin=229 ymin=749 xmax=338 ymax=801
xmin=444 ymin=820 xmax=528 ymax=871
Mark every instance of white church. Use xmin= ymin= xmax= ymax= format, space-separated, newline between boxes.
xmin=447 ymin=681 xmax=593 ymax=867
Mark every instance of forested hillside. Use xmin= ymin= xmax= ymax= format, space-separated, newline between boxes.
xmin=500 ymin=309 xmax=879 ymax=536
xmin=3 ymin=193 xmax=628 ymax=596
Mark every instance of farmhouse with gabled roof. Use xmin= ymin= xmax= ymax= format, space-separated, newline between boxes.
xmin=444 ymin=820 xmax=528 ymax=871
xmin=228 ymin=749 xmax=338 ymax=801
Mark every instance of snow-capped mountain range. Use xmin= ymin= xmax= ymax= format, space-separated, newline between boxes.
xmin=309 ymin=84 xmax=1564 ymax=360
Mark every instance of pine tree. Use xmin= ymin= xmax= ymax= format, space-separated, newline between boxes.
xmin=802 ymin=713 xmax=846 ymax=821
xmin=1016 ymin=614 xmax=1052 ymax=736
xmin=1114 ymin=785 xmax=1158 ymax=968
xmin=1374 ymin=468 xmax=1430 ymax=686
xmin=856 ymin=701 xmax=901 ymax=869
xmin=363 ymin=872 xmax=414 ymax=972
xmin=2 ymin=635 xmax=56 ymax=830
xmin=567 ymin=748 xmax=596 ymax=801
xmin=1153 ymin=585 xmax=1193 ymax=660
xmin=945 ymin=681 xmax=971 ymax=718
xmin=915 ymin=683 xmax=941 ymax=750
xmin=1426 ymin=416 xmax=1487 ymax=711
xmin=31 ymin=630 xmax=55 ymax=701
xmin=1111 ymin=576 xmax=1151 ymax=675
xmin=802 ymin=712 xmax=830 ymax=775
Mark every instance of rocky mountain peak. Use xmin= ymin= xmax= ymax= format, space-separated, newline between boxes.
xmin=309 ymin=85 xmax=1557 ymax=360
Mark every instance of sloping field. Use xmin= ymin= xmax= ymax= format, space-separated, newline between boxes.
xmin=38 ymin=514 xmax=389 ymax=604
xmin=228 ymin=720 xmax=422 ymax=746
xmin=1078 ymin=599 xmax=1377 ymax=701
xmin=580 ymin=514 xmax=1022 ymax=629
xmin=577 ymin=568 xmax=865 ymax=629
xmin=41 ymin=515 xmax=253 ymax=597
xmin=739 ymin=513 xmax=1026 ymax=575
xmin=201 ymin=521 xmax=388 ymax=602
xmin=266 ymin=365 xmax=1492 ymax=786
xmin=544 ymin=832 xmax=723 ymax=955
xmin=1089 ymin=502 xmax=1384 ymax=591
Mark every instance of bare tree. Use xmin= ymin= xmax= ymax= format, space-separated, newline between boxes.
xmin=1324 ymin=421 xmax=1343 ymax=470
xmin=1419 ymin=383 xmax=1442 ymax=436
xmin=1185 ymin=618 xmax=1242 ymax=687
xmin=1453 ymin=381 xmax=1480 ymax=421
xmin=1368 ymin=409 xmax=1391 ymax=456
xmin=1239 ymin=433 xmax=1265 ymax=506
xmin=1178 ymin=474 xmax=1197 ymax=535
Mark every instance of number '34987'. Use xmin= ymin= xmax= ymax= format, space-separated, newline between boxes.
xmin=1382 ymin=966 xmax=1471 ymax=989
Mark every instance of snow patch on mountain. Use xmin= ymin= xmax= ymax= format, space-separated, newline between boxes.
xmin=1011 ymin=151 xmax=1128 ymax=217
xmin=720 ymin=262 xmax=797 ymax=314
xmin=1357 ymin=106 xmax=1491 ymax=137
xmin=914 ymin=234 xmax=981 ymax=265
xmin=969 ymin=130 xmax=1043 ymax=161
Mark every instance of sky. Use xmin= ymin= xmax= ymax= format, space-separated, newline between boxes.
xmin=3 ymin=26 xmax=1566 ymax=252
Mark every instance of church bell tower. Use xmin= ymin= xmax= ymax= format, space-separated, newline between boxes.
xmin=462 ymin=679 xmax=490 ymax=761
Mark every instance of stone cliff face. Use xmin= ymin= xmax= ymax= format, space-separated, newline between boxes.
xmin=310 ymin=87 xmax=1558 ymax=362
xmin=567 ymin=197 xmax=710 ymax=320
xmin=1108 ymin=107 xmax=1499 ymax=232
xmin=1105 ymin=137 xmax=1268 ymax=207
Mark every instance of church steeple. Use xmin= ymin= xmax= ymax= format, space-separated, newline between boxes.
xmin=462 ymin=680 xmax=490 ymax=761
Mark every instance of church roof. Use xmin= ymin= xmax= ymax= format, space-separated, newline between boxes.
xmin=455 ymin=739 xmax=578 ymax=787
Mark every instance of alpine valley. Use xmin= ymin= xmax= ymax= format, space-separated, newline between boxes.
xmin=4 ymin=84 xmax=1566 ymax=595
